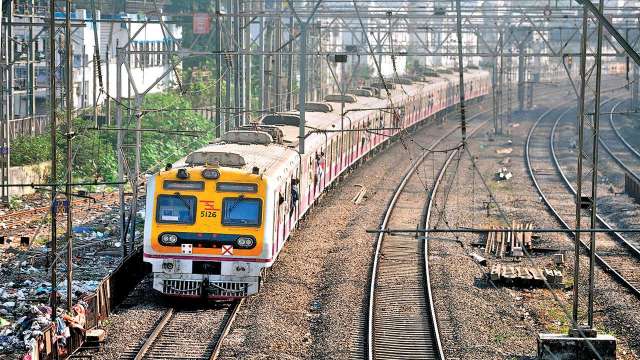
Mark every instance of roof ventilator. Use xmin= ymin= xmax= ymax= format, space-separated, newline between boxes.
xmin=324 ymin=94 xmax=357 ymax=103
xmin=261 ymin=112 xmax=301 ymax=126
xmin=223 ymin=130 xmax=274 ymax=145
xmin=239 ymin=124 xmax=284 ymax=144
xmin=348 ymin=89 xmax=373 ymax=97
xmin=295 ymin=102 xmax=334 ymax=113
xmin=186 ymin=151 xmax=247 ymax=168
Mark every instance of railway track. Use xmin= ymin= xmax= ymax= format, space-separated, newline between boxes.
xmin=128 ymin=300 xmax=242 ymax=360
xmin=367 ymin=107 xmax=488 ymax=359
xmin=525 ymin=100 xmax=640 ymax=298
xmin=607 ymin=99 xmax=640 ymax=163
xmin=597 ymin=99 xmax=640 ymax=181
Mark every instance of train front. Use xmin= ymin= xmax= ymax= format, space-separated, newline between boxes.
xmin=143 ymin=154 xmax=268 ymax=299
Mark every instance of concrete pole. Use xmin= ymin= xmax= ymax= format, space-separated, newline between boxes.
xmin=455 ymin=0 xmax=466 ymax=144
xmin=48 ymin=0 xmax=58 ymax=324
xmin=82 ymin=46 xmax=86 ymax=109
xmin=64 ymin=0 xmax=74 ymax=312
xmin=243 ymin=0 xmax=251 ymax=124
xmin=258 ymin=0 xmax=265 ymax=114
xmin=233 ymin=0 xmax=241 ymax=129
xmin=587 ymin=0 xmax=605 ymax=330
xmin=215 ymin=0 xmax=222 ymax=136
xmin=492 ymin=58 xmax=498 ymax=134
xmin=116 ymin=45 xmax=126 ymax=257
xmin=4 ymin=0 xmax=13 ymax=205
xmin=298 ymin=23 xmax=307 ymax=154
xmin=633 ymin=63 xmax=639 ymax=110
xmin=106 ymin=50 xmax=111 ymax=125
xmin=224 ymin=0 xmax=232 ymax=132
xmin=517 ymin=42 xmax=526 ymax=111
xmin=573 ymin=2 xmax=589 ymax=332
xmin=28 ymin=0 xmax=35 ymax=122
xmin=498 ymin=31 xmax=504 ymax=134
xmin=273 ymin=0 xmax=282 ymax=112
xmin=315 ymin=22 xmax=322 ymax=101
xmin=286 ymin=16 xmax=294 ymax=109
xmin=130 ymin=95 xmax=142 ymax=255
xmin=507 ymin=47 xmax=512 ymax=124
xmin=0 ymin=4 xmax=7 ymax=204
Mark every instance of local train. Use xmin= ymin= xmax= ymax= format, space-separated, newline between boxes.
xmin=143 ymin=68 xmax=491 ymax=299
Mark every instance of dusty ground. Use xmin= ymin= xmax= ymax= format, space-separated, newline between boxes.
xmin=218 ymin=103 xmax=491 ymax=360
xmin=426 ymin=83 xmax=639 ymax=359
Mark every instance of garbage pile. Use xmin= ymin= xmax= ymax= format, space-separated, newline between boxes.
xmin=0 ymin=275 xmax=95 ymax=358
xmin=496 ymin=167 xmax=513 ymax=181
xmin=0 ymin=199 xmax=145 ymax=358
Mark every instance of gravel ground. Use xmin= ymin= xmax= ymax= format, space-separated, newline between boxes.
xmin=218 ymin=102 xmax=490 ymax=360
xmin=424 ymin=81 xmax=639 ymax=359
xmin=88 ymin=80 xmax=640 ymax=360
xmin=79 ymin=276 xmax=170 ymax=360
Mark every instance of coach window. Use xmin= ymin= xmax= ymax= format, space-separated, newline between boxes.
xmin=222 ymin=197 xmax=262 ymax=227
xmin=156 ymin=194 xmax=196 ymax=224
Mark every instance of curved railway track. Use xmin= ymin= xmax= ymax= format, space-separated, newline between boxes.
xmin=607 ymin=99 xmax=640 ymax=162
xmin=129 ymin=300 xmax=242 ymax=360
xmin=525 ymin=100 xmax=640 ymax=298
xmin=597 ymin=99 xmax=640 ymax=182
xmin=367 ymin=109 xmax=488 ymax=359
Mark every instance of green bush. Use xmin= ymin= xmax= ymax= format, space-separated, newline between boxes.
xmin=10 ymin=91 xmax=214 ymax=184
xmin=11 ymin=133 xmax=50 ymax=166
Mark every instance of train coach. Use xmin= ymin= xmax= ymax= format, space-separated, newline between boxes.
xmin=143 ymin=68 xmax=491 ymax=299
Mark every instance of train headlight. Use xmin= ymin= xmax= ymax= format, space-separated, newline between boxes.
xmin=234 ymin=236 xmax=256 ymax=249
xmin=202 ymin=168 xmax=220 ymax=179
xmin=160 ymin=233 xmax=178 ymax=245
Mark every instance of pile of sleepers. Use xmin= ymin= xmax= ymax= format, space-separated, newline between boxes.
xmin=484 ymin=221 xmax=533 ymax=258
xmin=490 ymin=264 xmax=564 ymax=288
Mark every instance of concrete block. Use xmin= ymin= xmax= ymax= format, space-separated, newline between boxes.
xmin=553 ymin=270 xmax=563 ymax=284
xmin=86 ymin=329 xmax=106 ymax=342
xmin=538 ymin=333 xmax=616 ymax=360
xmin=554 ymin=253 xmax=565 ymax=265
xmin=511 ymin=246 xmax=524 ymax=257
xmin=490 ymin=264 xmax=501 ymax=281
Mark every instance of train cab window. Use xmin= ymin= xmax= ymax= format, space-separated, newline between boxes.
xmin=222 ymin=197 xmax=262 ymax=226
xmin=156 ymin=194 xmax=196 ymax=224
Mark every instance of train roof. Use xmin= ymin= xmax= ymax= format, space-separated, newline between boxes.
xmin=172 ymin=69 xmax=489 ymax=180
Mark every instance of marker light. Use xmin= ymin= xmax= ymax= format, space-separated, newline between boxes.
xmin=176 ymin=168 xmax=189 ymax=179
xmin=202 ymin=168 xmax=221 ymax=179
xmin=160 ymin=233 xmax=178 ymax=245
xmin=235 ymin=236 xmax=256 ymax=249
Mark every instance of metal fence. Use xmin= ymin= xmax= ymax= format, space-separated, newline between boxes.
xmin=31 ymin=248 xmax=148 ymax=359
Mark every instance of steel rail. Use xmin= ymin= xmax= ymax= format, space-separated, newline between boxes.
xmin=132 ymin=300 xmax=242 ymax=360
xmin=550 ymin=103 xmax=640 ymax=259
xmin=419 ymin=146 xmax=458 ymax=360
xmin=366 ymin=108 xmax=490 ymax=359
xmin=596 ymin=99 xmax=640 ymax=184
xmin=209 ymin=299 xmax=244 ymax=360
xmin=133 ymin=308 xmax=175 ymax=360
xmin=365 ymin=78 xmax=583 ymax=359
xmin=525 ymin=102 xmax=640 ymax=299
xmin=607 ymin=99 xmax=640 ymax=161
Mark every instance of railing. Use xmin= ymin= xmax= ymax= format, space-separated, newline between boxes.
xmin=9 ymin=114 xmax=50 ymax=138
xmin=30 ymin=248 xmax=148 ymax=359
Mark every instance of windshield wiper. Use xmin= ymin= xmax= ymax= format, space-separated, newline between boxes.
xmin=173 ymin=192 xmax=191 ymax=212
xmin=226 ymin=195 xmax=245 ymax=215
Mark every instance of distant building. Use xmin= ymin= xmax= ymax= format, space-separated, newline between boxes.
xmin=4 ymin=4 xmax=182 ymax=122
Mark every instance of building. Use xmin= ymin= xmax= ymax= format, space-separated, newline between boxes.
xmin=1 ymin=2 xmax=182 ymax=135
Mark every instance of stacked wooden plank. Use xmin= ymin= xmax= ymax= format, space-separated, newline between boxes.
xmin=489 ymin=264 xmax=563 ymax=287
xmin=484 ymin=221 xmax=533 ymax=258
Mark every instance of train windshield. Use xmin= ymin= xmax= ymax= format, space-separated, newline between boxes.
xmin=156 ymin=194 xmax=196 ymax=224
xmin=222 ymin=197 xmax=262 ymax=227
